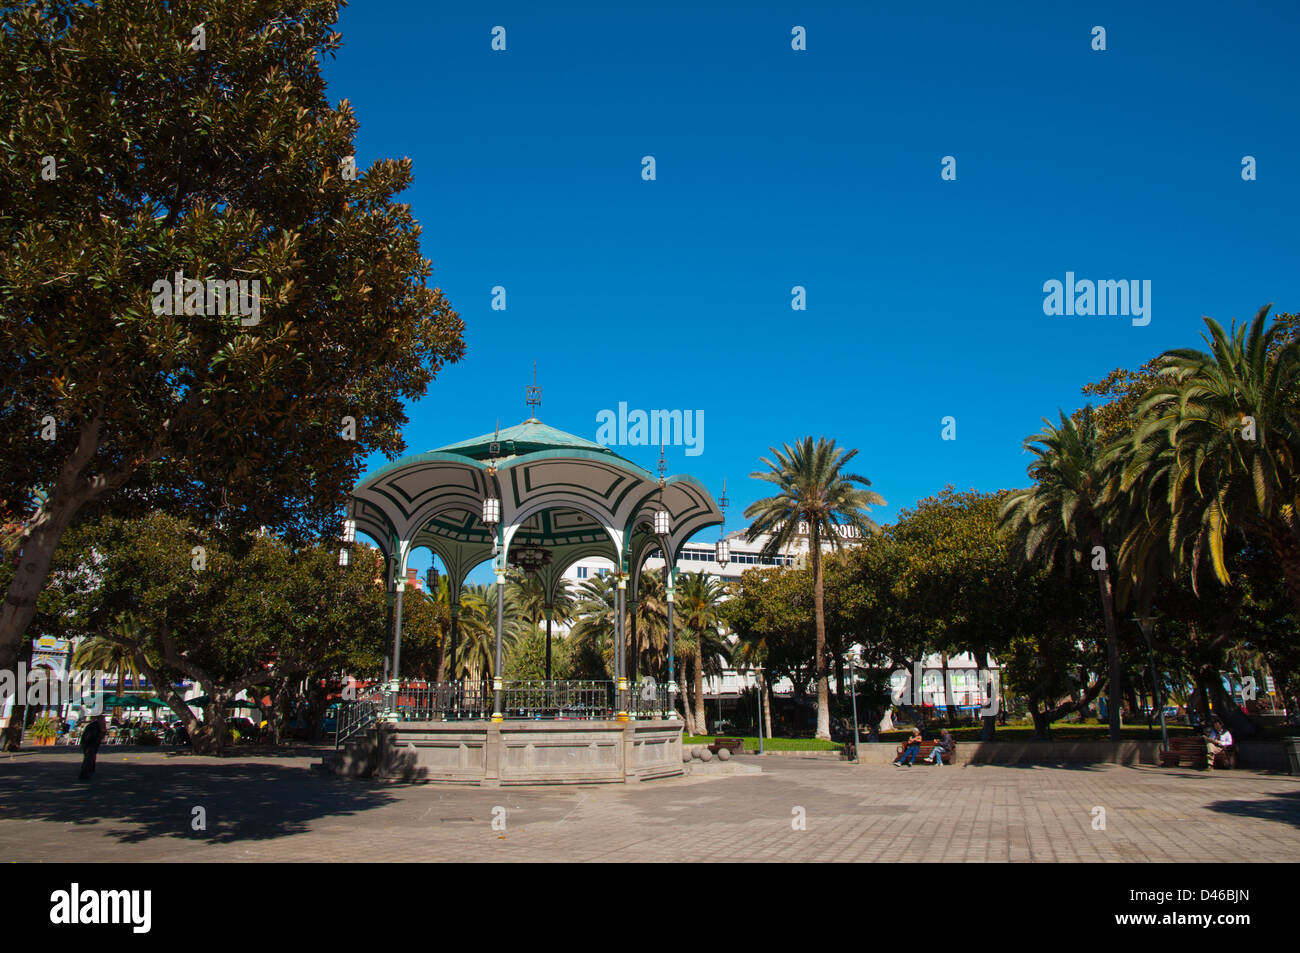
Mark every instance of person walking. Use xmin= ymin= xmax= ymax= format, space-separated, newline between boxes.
xmin=78 ymin=714 xmax=105 ymax=780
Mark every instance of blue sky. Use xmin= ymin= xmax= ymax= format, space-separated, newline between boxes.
xmin=323 ymin=1 xmax=1299 ymax=577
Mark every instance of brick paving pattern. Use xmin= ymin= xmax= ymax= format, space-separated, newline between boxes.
xmin=2 ymin=747 xmax=1297 ymax=862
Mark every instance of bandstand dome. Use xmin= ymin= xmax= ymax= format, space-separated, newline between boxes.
xmin=348 ymin=416 xmax=724 ymax=601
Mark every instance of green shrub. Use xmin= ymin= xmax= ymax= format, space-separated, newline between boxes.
xmin=30 ymin=715 xmax=59 ymax=741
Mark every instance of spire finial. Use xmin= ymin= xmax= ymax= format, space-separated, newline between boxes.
xmin=526 ymin=362 xmax=541 ymax=420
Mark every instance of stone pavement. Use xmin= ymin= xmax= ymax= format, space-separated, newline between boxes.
xmin=2 ymin=746 xmax=1297 ymax=862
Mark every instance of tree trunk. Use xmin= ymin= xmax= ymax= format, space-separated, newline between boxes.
xmin=1199 ymin=664 xmax=1257 ymax=739
xmin=1 ymin=637 xmax=36 ymax=751
xmin=0 ymin=499 xmax=81 ymax=676
xmin=940 ymin=651 xmax=956 ymax=725
xmin=1031 ymin=703 xmax=1052 ymax=740
xmin=761 ymin=671 xmax=773 ymax=739
xmin=811 ymin=538 xmax=830 ymax=740
xmin=679 ymin=665 xmax=696 ymax=735
xmin=693 ymin=653 xmax=707 ymax=735
xmin=1092 ymin=528 xmax=1124 ymax=741
xmin=0 ymin=418 xmax=121 ymax=676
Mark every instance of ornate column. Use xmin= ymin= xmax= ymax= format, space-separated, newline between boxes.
xmin=616 ymin=573 xmax=628 ymax=721
xmin=491 ymin=561 xmax=505 ymax=723
xmin=666 ymin=565 xmax=677 ymax=720
xmin=544 ymin=605 xmax=553 ymax=682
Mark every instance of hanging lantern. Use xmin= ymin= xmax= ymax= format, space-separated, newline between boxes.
xmin=338 ymin=547 xmax=350 ymax=567
xmin=342 ymin=518 xmax=356 ymax=543
xmin=654 ymin=509 xmax=670 ymax=536
xmin=482 ymin=497 xmax=500 ymax=526
xmin=715 ymin=537 xmax=730 ymax=567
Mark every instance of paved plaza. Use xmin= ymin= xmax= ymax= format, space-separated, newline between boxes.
xmin=2 ymin=747 xmax=1297 ymax=863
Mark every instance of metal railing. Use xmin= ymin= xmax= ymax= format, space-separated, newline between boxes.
xmin=335 ymin=680 xmax=680 ymax=727
xmin=501 ymin=680 xmax=614 ymax=720
xmin=335 ymin=688 xmax=383 ymax=748
xmin=394 ymin=682 xmax=491 ymax=721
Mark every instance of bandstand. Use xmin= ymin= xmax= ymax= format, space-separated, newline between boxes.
xmin=326 ymin=414 xmax=724 ymax=785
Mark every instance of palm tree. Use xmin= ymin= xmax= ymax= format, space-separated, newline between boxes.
xmin=999 ymin=407 xmax=1125 ymax=739
xmin=744 ymin=437 xmax=885 ymax=740
xmin=506 ymin=570 xmax=575 ymax=679
xmin=73 ymin=625 xmax=144 ymax=717
xmin=674 ymin=571 xmax=730 ymax=734
xmin=448 ymin=584 xmax=520 ymax=692
xmin=631 ymin=569 xmax=669 ymax=681
xmin=1118 ymin=306 xmax=1300 ymax=609
xmin=568 ymin=574 xmax=618 ymax=678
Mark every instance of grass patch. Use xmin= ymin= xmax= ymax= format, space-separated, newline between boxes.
xmin=681 ymin=735 xmax=841 ymax=752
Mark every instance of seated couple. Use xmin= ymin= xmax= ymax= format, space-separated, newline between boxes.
xmin=893 ymin=728 xmax=956 ymax=766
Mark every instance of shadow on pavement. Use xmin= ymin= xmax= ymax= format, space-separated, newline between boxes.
xmin=1206 ymin=789 xmax=1300 ymax=830
xmin=0 ymin=753 xmax=396 ymax=846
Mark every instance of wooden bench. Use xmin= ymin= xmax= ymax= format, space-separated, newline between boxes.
xmin=895 ymin=740 xmax=954 ymax=765
xmin=1160 ymin=736 xmax=1208 ymax=769
xmin=707 ymin=737 xmax=745 ymax=756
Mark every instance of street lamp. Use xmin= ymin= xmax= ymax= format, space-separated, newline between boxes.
xmin=715 ymin=478 xmax=729 ymax=568
xmin=848 ymin=649 xmax=860 ymax=763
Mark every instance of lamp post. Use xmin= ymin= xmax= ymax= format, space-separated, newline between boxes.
xmin=755 ymin=664 xmax=765 ymax=755
xmin=1135 ymin=614 xmax=1168 ymax=750
xmin=848 ymin=649 xmax=861 ymax=763
xmin=715 ymin=478 xmax=730 ymax=569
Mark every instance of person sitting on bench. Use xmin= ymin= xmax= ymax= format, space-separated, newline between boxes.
xmin=1206 ymin=718 xmax=1233 ymax=769
xmin=894 ymin=727 xmax=923 ymax=766
xmin=926 ymin=729 xmax=956 ymax=766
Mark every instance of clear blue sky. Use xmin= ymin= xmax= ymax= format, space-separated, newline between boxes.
xmin=323 ymin=1 xmax=1299 ymax=577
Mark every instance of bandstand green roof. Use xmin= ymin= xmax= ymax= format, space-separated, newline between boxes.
xmin=348 ymin=417 xmax=723 ymax=602
xmin=435 ymin=419 xmax=617 ymax=461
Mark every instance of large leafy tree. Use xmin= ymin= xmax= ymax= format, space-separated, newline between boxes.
xmin=40 ymin=511 xmax=387 ymax=753
xmin=724 ymin=565 xmax=816 ymax=737
xmin=0 ymin=0 xmax=465 ymax=676
xmin=1000 ymin=408 xmax=1126 ymax=739
xmin=744 ymin=436 xmax=884 ymax=740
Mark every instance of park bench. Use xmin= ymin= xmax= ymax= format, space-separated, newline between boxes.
xmin=1160 ymin=736 xmax=1208 ymax=769
xmin=707 ymin=737 xmax=745 ymax=756
xmin=896 ymin=740 xmax=954 ymax=765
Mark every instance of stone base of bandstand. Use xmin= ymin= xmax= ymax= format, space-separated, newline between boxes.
xmin=321 ymin=719 xmax=684 ymax=785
